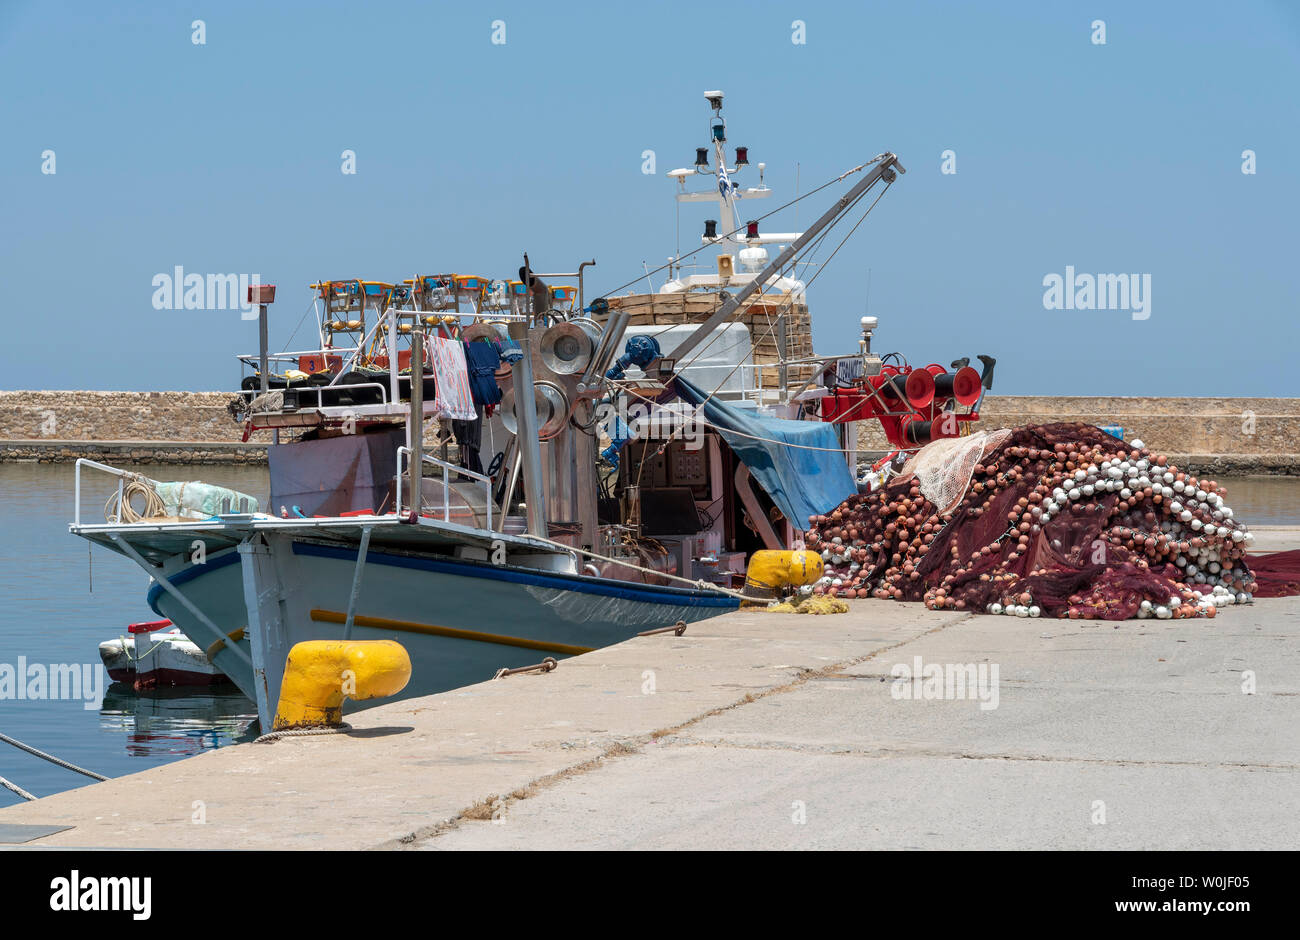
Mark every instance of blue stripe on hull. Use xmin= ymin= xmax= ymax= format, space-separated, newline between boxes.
xmin=146 ymin=549 xmax=241 ymax=616
xmin=290 ymin=541 xmax=737 ymax=608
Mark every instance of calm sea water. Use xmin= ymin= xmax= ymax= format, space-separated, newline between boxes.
xmin=0 ymin=462 xmax=267 ymax=808
xmin=1 ymin=461 xmax=1298 ymax=808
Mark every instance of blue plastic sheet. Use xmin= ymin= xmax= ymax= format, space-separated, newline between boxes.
xmin=673 ymin=377 xmax=856 ymax=528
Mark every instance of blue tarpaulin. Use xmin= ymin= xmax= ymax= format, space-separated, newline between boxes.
xmin=673 ymin=377 xmax=857 ymax=528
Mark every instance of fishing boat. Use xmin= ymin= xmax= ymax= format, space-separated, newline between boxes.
xmin=71 ymin=91 xmax=992 ymax=731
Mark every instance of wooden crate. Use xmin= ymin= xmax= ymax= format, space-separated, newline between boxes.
xmin=603 ymin=292 xmax=814 ymax=375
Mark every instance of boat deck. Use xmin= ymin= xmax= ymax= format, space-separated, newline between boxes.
xmin=70 ymin=513 xmax=560 ymax=567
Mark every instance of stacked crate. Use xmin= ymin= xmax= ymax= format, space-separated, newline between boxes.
xmin=603 ymin=292 xmax=816 ymax=390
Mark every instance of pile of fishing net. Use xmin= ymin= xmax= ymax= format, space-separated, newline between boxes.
xmin=804 ymin=423 xmax=1261 ymax=621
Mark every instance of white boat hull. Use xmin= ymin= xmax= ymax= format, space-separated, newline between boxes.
xmin=145 ymin=532 xmax=738 ymax=728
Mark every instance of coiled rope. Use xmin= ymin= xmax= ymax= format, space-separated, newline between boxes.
xmin=0 ymin=730 xmax=107 ymax=782
xmin=103 ymin=473 xmax=166 ymax=523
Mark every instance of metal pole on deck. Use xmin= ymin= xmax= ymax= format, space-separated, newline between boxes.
xmin=511 ymin=328 xmax=548 ymax=537
xmin=409 ymin=331 xmax=424 ymax=518
xmin=513 ymin=255 xmax=550 ymax=538
xmin=495 ymin=448 xmax=523 ymax=532
xmin=387 ymin=306 xmax=400 ymax=406
xmin=250 ymin=283 xmax=278 ymax=444
xmin=258 ymin=304 xmax=270 ymax=395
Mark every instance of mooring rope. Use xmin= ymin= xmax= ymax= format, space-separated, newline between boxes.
xmin=254 ymin=723 xmax=353 ymax=744
xmin=0 ymin=774 xmax=36 ymax=802
xmin=0 ymin=731 xmax=107 ymax=782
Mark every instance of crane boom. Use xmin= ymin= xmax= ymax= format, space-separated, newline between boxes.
xmin=662 ymin=153 xmax=905 ymax=369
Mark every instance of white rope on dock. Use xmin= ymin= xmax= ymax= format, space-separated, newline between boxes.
xmin=0 ymin=731 xmax=107 ymax=782
xmin=0 ymin=774 xmax=36 ymax=802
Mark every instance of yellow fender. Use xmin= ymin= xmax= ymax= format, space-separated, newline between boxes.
xmin=204 ymin=627 xmax=246 ymax=661
xmin=744 ymin=549 xmax=825 ymax=597
xmin=273 ymin=640 xmax=412 ymax=731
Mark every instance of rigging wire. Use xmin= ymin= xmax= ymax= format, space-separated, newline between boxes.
xmin=282 ymin=297 xmax=320 ymax=353
xmin=594 ymin=157 xmax=890 ymax=301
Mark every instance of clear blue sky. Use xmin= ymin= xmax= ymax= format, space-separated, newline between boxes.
xmin=2 ymin=0 xmax=1297 ymax=396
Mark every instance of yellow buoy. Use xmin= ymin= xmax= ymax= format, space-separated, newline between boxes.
xmin=743 ymin=549 xmax=825 ymax=598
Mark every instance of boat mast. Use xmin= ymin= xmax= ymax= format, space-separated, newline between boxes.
xmin=706 ymin=93 xmax=744 ymax=248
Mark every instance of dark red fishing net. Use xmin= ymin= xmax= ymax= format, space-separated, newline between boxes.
xmin=1245 ymin=549 xmax=1300 ymax=598
xmin=805 ymin=423 xmax=1264 ymax=620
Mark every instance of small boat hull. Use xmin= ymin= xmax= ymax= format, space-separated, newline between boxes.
xmin=98 ymin=631 xmax=233 ymax=689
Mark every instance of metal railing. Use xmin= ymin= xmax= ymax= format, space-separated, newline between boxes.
xmin=384 ymin=305 xmax=528 ymax=323
xmin=395 ymin=446 xmax=494 ymax=530
xmin=235 ymin=346 xmax=362 ymax=386
xmin=73 ymin=458 xmax=161 ymax=527
xmin=234 ymin=381 xmax=390 ymax=412
xmin=235 ymin=346 xmax=361 ymax=364
xmin=75 ymin=447 xmax=496 ymax=531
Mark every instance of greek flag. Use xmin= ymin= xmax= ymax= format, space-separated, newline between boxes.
xmin=717 ymin=163 xmax=737 ymax=198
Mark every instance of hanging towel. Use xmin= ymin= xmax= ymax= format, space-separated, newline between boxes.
xmin=428 ymin=336 xmax=477 ymax=421
xmin=462 ymin=340 xmax=503 ymax=406
xmin=487 ymin=322 xmax=523 ymax=363
xmin=452 ymin=407 xmax=484 ymax=476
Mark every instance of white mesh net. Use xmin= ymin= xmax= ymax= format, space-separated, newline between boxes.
xmin=896 ymin=429 xmax=1013 ymax=516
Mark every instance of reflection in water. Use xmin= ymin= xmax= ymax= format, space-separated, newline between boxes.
xmin=99 ymin=684 xmax=260 ymax=758
xmin=1216 ymin=477 xmax=1300 ymax=527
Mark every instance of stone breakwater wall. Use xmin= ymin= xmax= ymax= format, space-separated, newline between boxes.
xmin=852 ymin=396 xmax=1300 ymax=474
xmin=0 ymin=441 xmax=269 ymax=464
xmin=0 ymin=391 xmax=269 ymax=463
xmin=1 ymin=391 xmax=1297 ymax=471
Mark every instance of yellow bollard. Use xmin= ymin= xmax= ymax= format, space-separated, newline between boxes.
xmin=743 ymin=549 xmax=825 ymax=598
xmin=273 ymin=640 xmax=412 ymax=731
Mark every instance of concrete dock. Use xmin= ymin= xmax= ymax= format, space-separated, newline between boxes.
xmin=2 ymin=582 xmax=1297 ymax=850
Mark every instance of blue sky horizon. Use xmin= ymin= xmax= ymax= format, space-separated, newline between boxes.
xmin=2 ymin=0 xmax=1297 ymax=396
